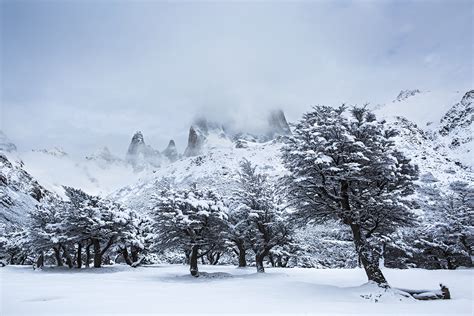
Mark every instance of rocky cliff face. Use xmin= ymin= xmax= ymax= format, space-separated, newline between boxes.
xmin=126 ymin=131 xmax=161 ymax=170
xmin=439 ymin=90 xmax=473 ymax=147
xmin=183 ymin=118 xmax=227 ymax=157
xmin=394 ymin=89 xmax=421 ymax=102
xmin=183 ymin=110 xmax=291 ymax=157
xmin=267 ymin=109 xmax=291 ymax=138
xmin=0 ymin=137 xmax=49 ymax=228
xmin=162 ymin=140 xmax=178 ymax=162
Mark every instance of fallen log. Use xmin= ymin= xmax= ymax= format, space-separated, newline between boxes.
xmin=397 ymin=284 xmax=450 ymax=300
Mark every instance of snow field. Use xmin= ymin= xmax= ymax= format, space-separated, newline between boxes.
xmin=1 ymin=265 xmax=472 ymax=316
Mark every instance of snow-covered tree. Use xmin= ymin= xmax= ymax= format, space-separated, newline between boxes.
xmin=64 ymin=187 xmax=130 ymax=268
xmin=233 ymin=159 xmax=292 ymax=273
xmin=282 ymin=105 xmax=418 ymax=286
xmin=226 ymin=197 xmax=251 ymax=267
xmin=152 ymin=186 xmax=228 ymax=276
xmin=28 ymin=195 xmax=70 ymax=267
xmin=415 ymin=181 xmax=472 ymax=269
xmin=116 ymin=210 xmax=154 ymax=267
xmin=0 ymin=225 xmax=30 ymax=265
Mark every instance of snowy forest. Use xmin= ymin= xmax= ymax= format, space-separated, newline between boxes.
xmin=2 ymin=106 xmax=472 ymax=291
xmin=1 ymin=1 xmax=473 ymax=315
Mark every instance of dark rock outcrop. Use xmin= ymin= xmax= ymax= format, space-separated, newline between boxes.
xmin=126 ymin=131 xmax=161 ymax=170
xmin=0 ymin=153 xmax=48 ymax=227
xmin=438 ymin=90 xmax=473 ymax=148
xmin=267 ymin=109 xmax=291 ymax=138
xmin=395 ymin=89 xmax=421 ymax=102
xmin=183 ymin=126 xmax=205 ymax=157
xmin=162 ymin=140 xmax=178 ymax=162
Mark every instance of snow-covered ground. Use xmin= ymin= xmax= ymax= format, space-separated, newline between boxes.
xmin=1 ymin=265 xmax=472 ymax=316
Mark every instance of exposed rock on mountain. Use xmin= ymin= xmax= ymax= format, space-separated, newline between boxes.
xmin=267 ymin=109 xmax=291 ymax=138
xmin=439 ymin=90 xmax=473 ymax=148
xmin=0 ymin=150 xmax=48 ymax=228
xmin=32 ymin=147 xmax=68 ymax=157
xmin=183 ymin=126 xmax=205 ymax=157
xmin=183 ymin=118 xmax=227 ymax=157
xmin=395 ymin=89 xmax=421 ymax=102
xmin=183 ymin=110 xmax=291 ymax=157
xmin=162 ymin=140 xmax=178 ymax=162
xmin=126 ymin=131 xmax=161 ymax=170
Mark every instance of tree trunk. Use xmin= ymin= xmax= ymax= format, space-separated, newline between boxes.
xmin=85 ymin=243 xmax=91 ymax=268
xmin=131 ymin=246 xmax=139 ymax=263
xmin=213 ymin=252 xmax=221 ymax=265
xmin=36 ymin=252 xmax=44 ymax=269
xmin=237 ymin=242 xmax=247 ymax=267
xmin=53 ymin=246 xmax=63 ymax=266
xmin=76 ymin=243 xmax=82 ymax=268
xmin=339 ymin=180 xmax=388 ymax=287
xmin=256 ymin=253 xmax=265 ymax=273
xmin=269 ymin=254 xmax=275 ymax=267
xmin=350 ymin=223 xmax=388 ymax=286
xmin=62 ymin=245 xmax=74 ymax=268
xmin=121 ymin=247 xmax=133 ymax=266
xmin=92 ymin=239 xmax=102 ymax=268
xmin=184 ymin=249 xmax=190 ymax=265
xmin=190 ymin=245 xmax=199 ymax=277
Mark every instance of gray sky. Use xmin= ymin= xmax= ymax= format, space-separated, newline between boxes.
xmin=1 ymin=0 xmax=472 ymax=157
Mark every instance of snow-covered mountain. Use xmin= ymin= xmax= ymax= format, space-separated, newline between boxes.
xmin=375 ymin=89 xmax=473 ymax=167
xmin=116 ymin=91 xmax=473 ymax=211
xmin=1 ymin=92 xmax=472 ymax=227
xmin=0 ymin=133 xmax=49 ymax=227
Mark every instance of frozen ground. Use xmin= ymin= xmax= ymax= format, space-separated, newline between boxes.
xmin=0 ymin=265 xmax=472 ymax=316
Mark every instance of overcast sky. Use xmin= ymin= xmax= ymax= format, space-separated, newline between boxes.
xmin=1 ymin=0 xmax=472 ymax=156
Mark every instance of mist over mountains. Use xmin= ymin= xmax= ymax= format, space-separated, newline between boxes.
xmin=1 ymin=89 xmax=472 ymax=218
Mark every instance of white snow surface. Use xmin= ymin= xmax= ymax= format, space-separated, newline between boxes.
xmin=374 ymin=90 xmax=465 ymax=129
xmin=1 ymin=265 xmax=472 ymax=316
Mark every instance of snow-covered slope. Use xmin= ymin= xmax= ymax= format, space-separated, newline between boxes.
xmin=115 ymin=137 xmax=285 ymax=209
xmin=0 ymin=133 xmax=49 ymax=227
xmin=116 ymin=92 xmax=472 ymax=207
xmin=19 ymin=148 xmax=142 ymax=197
xmin=2 ymin=91 xmax=472 ymax=216
xmin=377 ymin=89 xmax=473 ymax=168
xmin=374 ymin=89 xmax=466 ymax=129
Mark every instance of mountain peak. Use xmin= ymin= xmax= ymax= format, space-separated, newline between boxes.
xmin=267 ymin=109 xmax=291 ymax=137
xmin=183 ymin=126 xmax=205 ymax=157
xmin=130 ymin=131 xmax=145 ymax=145
xmin=438 ymin=90 xmax=473 ymax=150
xmin=126 ymin=131 xmax=161 ymax=170
xmin=163 ymin=139 xmax=178 ymax=162
xmin=395 ymin=89 xmax=421 ymax=102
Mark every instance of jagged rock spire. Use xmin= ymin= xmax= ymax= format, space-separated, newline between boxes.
xmin=267 ymin=109 xmax=291 ymax=137
xmin=163 ymin=139 xmax=178 ymax=162
xmin=126 ymin=131 xmax=161 ymax=170
xmin=127 ymin=131 xmax=145 ymax=157
xmin=184 ymin=126 xmax=204 ymax=157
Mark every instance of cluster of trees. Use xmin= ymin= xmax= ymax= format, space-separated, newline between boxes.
xmin=1 ymin=106 xmax=471 ymax=289
xmin=152 ymin=159 xmax=292 ymax=276
xmin=1 ymin=187 xmax=153 ymax=268
xmin=384 ymin=180 xmax=473 ymax=270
